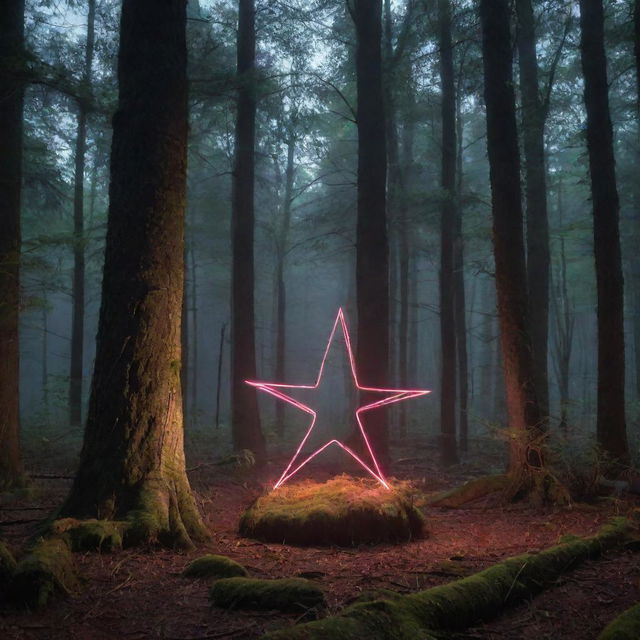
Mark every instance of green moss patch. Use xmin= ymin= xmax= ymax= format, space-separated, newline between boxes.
xmin=49 ymin=518 xmax=125 ymax=552
xmin=10 ymin=537 xmax=76 ymax=609
xmin=210 ymin=577 xmax=326 ymax=613
xmin=183 ymin=554 xmax=248 ymax=579
xmin=239 ymin=475 xmax=424 ymax=546
xmin=263 ymin=517 xmax=632 ymax=639
xmin=0 ymin=541 xmax=17 ymax=584
xmin=599 ymin=602 xmax=640 ymax=640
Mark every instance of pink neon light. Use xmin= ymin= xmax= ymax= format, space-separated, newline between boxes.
xmin=246 ymin=308 xmax=430 ymax=490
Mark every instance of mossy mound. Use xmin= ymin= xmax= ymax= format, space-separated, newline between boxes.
xmin=10 ymin=537 xmax=76 ymax=609
xmin=599 ymin=602 xmax=640 ymax=640
xmin=0 ymin=541 xmax=17 ymax=583
xmin=49 ymin=518 xmax=125 ymax=552
xmin=239 ymin=475 xmax=424 ymax=546
xmin=210 ymin=577 xmax=326 ymax=613
xmin=183 ymin=554 xmax=248 ymax=579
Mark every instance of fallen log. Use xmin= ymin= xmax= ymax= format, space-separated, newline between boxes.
xmin=264 ymin=517 xmax=633 ymax=640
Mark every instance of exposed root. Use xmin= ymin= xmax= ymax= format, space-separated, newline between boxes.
xmin=0 ymin=540 xmax=16 ymax=584
xmin=427 ymin=474 xmax=509 ymax=508
xmin=263 ymin=517 xmax=632 ymax=639
xmin=117 ymin=478 xmax=209 ymax=550
xmin=49 ymin=518 xmax=126 ymax=552
xmin=9 ymin=537 xmax=76 ymax=609
xmin=598 ymin=602 xmax=640 ymax=640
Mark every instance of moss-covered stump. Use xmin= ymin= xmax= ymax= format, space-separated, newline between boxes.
xmin=49 ymin=518 xmax=126 ymax=552
xmin=239 ymin=476 xmax=424 ymax=546
xmin=0 ymin=541 xmax=17 ymax=584
xmin=10 ymin=537 xmax=76 ymax=609
xmin=183 ymin=554 xmax=248 ymax=579
xmin=263 ymin=517 xmax=632 ymax=640
xmin=210 ymin=577 xmax=326 ymax=613
xmin=598 ymin=602 xmax=640 ymax=640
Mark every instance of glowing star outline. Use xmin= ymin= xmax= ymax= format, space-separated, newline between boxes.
xmin=245 ymin=308 xmax=430 ymax=490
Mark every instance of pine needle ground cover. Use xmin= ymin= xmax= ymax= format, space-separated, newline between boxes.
xmin=239 ymin=475 xmax=424 ymax=546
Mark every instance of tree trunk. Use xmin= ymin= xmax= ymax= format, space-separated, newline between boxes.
xmin=397 ymin=121 xmax=413 ymax=438
xmin=274 ymin=135 xmax=295 ymax=439
xmin=438 ymin=0 xmax=458 ymax=466
xmin=515 ymin=0 xmax=550 ymax=426
xmin=578 ymin=0 xmax=628 ymax=466
xmin=353 ymin=0 xmax=390 ymax=468
xmin=479 ymin=0 xmax=544 ymax=482
xmin=0 ymin=0 xmax=25 ymax=490
xmin=454 ymin=89 xmax=468 ymax=453
xmin=230 ymin=0 xmax=265 ymax=460
xmin=61 ymin=0 xmax=208 ymax=548
xmin=69 ymin=0 xmax=96 ymax=428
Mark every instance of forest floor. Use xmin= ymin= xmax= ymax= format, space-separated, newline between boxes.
xmin=1 ymin=433 xmax=639 ymax=640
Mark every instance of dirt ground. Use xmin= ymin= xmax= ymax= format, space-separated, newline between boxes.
xmin=1 ymin=437 xmax=639 ymax=640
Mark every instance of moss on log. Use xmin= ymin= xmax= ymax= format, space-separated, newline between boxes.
xmin=49 ymin=518 xmax=126 ymax=552
xmin=263 ymin=517 xmax=631 ymax=639
xmin=183 ymin=554 xmax=248 ymax=579
xmin=0 ymin=541 xmax=17 ymax=583
xmin=598 ymin=602 xmax=640 ymax=640
xmin=240 ymin=475 xmax=424 ymax=546
xmin=210 ymin=577 xmax=326 ymax=613
xmin=10 ymin=537 xmax=76 ymax=609
xmin=427 ymin=474 xmax=510 ymax=508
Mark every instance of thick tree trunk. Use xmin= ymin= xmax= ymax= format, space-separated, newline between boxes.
xmin=230 ymin=0 xmax=265 ymax=460
xmin=0 ymin=0 xmax=25 ymax=490
xmin=353 ymin=0 xmax=389 ymax=468
xmin=274 ymin=136 xmax=295 ymax=438
xmin=578 ymin=0 xmax=628 ymax=465
xmin=438 ymin=0 xmax=458 ymax=466
xmin=515 ymin=0 xmax=550 ymax=426
xmin=69 ymin=0 xmax=96 ymax=428
xmin=62 ymin=0 xmax=208 ymax=548
xmin=479 ymin=0 xmax=544 ymax=480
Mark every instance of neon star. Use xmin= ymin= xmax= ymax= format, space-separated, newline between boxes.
xmin=245 ymin=308 xmax=430 ymax=490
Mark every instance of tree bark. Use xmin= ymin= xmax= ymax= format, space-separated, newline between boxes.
xmin=61 ymin=0 xmax=208 ymax=548
xmin=578 ymin=0 xmax=628 ymax=465
xmin=438 ymin=0 xmax=458 ymax=466
xmin=0 ymin=0 xmax=25 ymax=489
xmin=515 ymin=0 xmax=550 ymax=426
xmin=69 ymin=0 xmax=96 ymax=428
xmin=479 ymin=0 xmax=543 ymax=479
xmin=230 ymin=0 xmax=265 ymax=460
xmin=353 ymin=0 xmax=390 ymax=468
xmin=454 ymin=87 xmax=468 ymax=453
